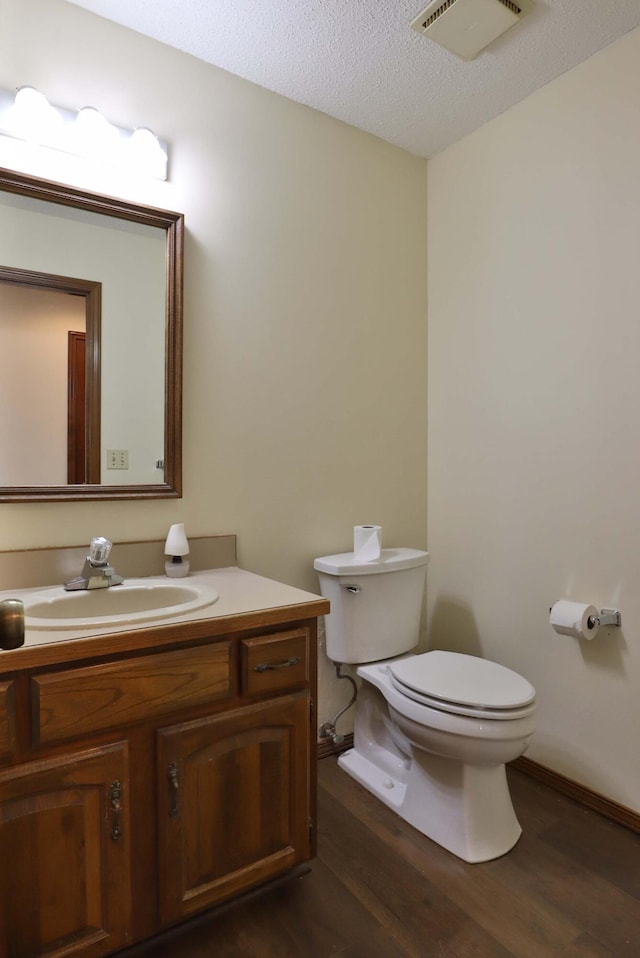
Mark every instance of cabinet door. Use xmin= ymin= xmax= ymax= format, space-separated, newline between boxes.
xmin=157 ymin=690 xmax=310 ymax=924
xmin=0 ymin=742 xmax=131 ymax=958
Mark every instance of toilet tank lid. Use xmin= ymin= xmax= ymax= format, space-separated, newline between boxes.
xmin=314 ymin=548 xmax=429 ymax=576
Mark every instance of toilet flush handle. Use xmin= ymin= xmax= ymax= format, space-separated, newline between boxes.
xmin=343 ymin=584 xmax=361 ymax=594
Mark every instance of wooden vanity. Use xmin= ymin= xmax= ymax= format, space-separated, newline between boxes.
xmin=0 ymin=567 xmax=328 ymax=957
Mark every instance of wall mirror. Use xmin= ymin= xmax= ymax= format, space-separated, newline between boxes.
xmin=0 ymin=167 xmax=183 ymax=501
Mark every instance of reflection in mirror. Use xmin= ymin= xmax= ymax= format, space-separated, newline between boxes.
xmin=0 ymin=168 xmax=183 ymax=501
xmin=0 ymin=266 xmax=101 ymax=486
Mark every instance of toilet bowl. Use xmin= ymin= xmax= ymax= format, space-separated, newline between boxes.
xmin=314 ymin=548 xmax=537 ymax=863
xmin=341 ymin=651 xmax=535 ymax=862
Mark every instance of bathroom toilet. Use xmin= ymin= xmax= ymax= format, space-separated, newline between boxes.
xmin=314 ymin=547 xmax=536 ymax=863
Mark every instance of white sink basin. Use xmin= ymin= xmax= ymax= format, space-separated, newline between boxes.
xmin=24 ymin=578 xmax=219 ymax=630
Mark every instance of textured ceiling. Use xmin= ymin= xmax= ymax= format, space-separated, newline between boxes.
xmin=63 ymin=0 xmax=640 ymax=158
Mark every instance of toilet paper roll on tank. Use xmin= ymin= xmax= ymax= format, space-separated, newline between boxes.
xmin=549 ymin=600 xmax=600 ymax=640
xmin=353 ymin=525 xmax=382 ymax=561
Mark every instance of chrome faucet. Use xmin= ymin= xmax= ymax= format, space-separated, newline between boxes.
xmin=64 ymin=537 xmax=124 ymax=591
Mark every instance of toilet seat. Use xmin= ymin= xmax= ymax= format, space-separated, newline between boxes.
xmin=388 ymin=651 xmax=536 ymax=721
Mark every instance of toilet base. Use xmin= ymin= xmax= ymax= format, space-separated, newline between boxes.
xmin=338 ymin=746 xmax=522 ymax=863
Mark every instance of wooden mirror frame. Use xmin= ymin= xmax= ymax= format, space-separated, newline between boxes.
xmin=0 ymin=167 xmax=183 ymax=502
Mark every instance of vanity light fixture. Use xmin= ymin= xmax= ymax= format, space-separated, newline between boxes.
xmin=0 ymin=86 xmax=169 ymax=180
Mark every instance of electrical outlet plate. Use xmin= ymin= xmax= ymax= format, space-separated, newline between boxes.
xmin=107 ymin=449 xmax=129 ymax=470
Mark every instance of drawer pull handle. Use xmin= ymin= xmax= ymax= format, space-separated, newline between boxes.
xmin=254 ymin=656 xmax=300 ymax=673
xmin=108 ymin=780 xmax=122 ymax=842
xmin=168 ymin=761 xmax=179 ymax=818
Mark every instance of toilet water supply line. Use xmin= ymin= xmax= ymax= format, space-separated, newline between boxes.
xmin=319 ymin=663 xmax=358 ymax=744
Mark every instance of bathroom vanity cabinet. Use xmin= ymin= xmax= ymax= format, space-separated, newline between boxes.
xmin=0 ymin=573 xmax=327 ymax=957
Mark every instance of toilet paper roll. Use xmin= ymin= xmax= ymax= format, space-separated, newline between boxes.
xmin=353 ymin=525 xmax=382 ymax=561
xmin=549 ymin=599 xmax=599 ymax=640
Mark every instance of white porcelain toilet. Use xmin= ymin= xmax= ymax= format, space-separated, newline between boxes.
xmin=314 ymin=547 xmax=536 ymax=863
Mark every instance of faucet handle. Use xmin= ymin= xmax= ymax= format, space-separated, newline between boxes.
xmin=89 ymin=537 xmax=112 ymax=565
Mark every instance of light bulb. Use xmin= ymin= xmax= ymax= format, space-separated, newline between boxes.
xmin=73 ymin=106 xmax=121 ymax=163
xmin=128 ymin=128 xmax=168 ymax=179
xmin=6 ymin=87 xmax=64 ymax=146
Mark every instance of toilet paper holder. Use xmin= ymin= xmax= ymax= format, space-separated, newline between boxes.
xmin=549 ymin=605 xmax=621 ymax=629
xmin=587 ymin=608 xmax=621 ymax=629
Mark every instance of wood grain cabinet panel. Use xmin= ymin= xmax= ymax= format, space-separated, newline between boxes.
xmin=32 ymin=642 xmax=232 ymax=746
xmin=0 ymin=741 xmax=131 ymax=958
xmin=0 ymin=608 xmax=322 ymax=957
xmin=156 ymin=690 xmax=311 ymax=924
xmin=0 ymin=680 xmax=15 ymax=759
xmin=241 ymin=628 xmax=309 ymax=697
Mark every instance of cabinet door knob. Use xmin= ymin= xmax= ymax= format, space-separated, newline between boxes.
xmin=167 ymin=761 xmax=179 ymax=819
xmin=253 ymin=656 xmax=300 ymax=673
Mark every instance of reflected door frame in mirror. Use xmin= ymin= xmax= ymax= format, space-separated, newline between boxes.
xmin=0 ymin=167 xmax=183 ymax=501
xmin=0 ymin=264 xmax=102 ymax=485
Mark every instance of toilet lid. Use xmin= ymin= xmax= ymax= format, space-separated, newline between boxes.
xmin=389 ymin=651 xmax=535 ymax=712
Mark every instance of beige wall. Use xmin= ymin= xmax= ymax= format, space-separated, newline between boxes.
xmin=427 ymin=27 xmax=640 ymax=810
xmin=0 ymin=0 xmax=428 ymax=728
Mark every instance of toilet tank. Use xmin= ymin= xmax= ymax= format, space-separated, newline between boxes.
xmin=313 ymin=548 xmax=429 ymax=664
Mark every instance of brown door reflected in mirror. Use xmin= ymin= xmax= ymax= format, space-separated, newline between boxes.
xmin=67 ymin=330 xmax=100 ymax=484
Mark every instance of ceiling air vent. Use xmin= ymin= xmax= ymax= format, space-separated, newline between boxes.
xmin=410 ymin=0 xmax=528 ymax=60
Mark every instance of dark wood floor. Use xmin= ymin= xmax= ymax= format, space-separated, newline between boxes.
xmin=123 ymin=757 xmax=640 ymax=958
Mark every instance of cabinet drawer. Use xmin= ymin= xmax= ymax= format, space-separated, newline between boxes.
xmin=32 ymin=642 xmax=232 ymax=746
xmin=0 ymin=681 xmax=16 ymax=759
xmin=241 ymin=629 xmax=309 ymax=697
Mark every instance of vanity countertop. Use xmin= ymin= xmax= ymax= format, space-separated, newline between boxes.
xmin=0 ymin=567 xmax=329 ymax=671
